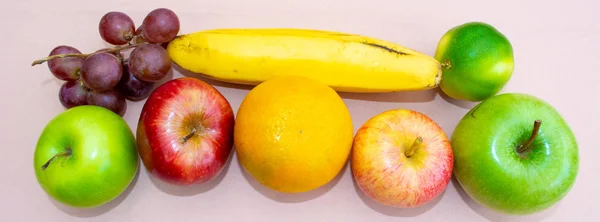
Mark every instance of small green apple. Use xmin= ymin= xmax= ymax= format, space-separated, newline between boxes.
xmin=34 ymin=105 xmax=139 ymax=208
xmin=451 ymin=93 xmax=579 ymax=214
xmin=435 ymin=22 xmax=514 ymax=101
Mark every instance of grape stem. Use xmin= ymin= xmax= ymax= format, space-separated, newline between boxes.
xmin=31 ymin=42 xmax=147 ymax=66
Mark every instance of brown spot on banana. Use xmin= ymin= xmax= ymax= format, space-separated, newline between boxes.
xmin=362 ymin=42 xmax=409 ymax=56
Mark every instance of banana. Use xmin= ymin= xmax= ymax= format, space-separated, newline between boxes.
xmin=166 ymin=28 xmax=442 ymax=92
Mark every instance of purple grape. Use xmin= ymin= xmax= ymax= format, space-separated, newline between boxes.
xmin=117 ymin=62 xmax=155 ymax=101
xmin=128 ymin=44 xmax=171 ymax=82
xmin=47 ymin=46 xmax=83 ymax=81
xmin=80 ymin=52 xmax=123 ymax=92
xmin=86 ymin=89 xmax=127 ymax=116
xmin=131 ymin=26 xmax=147 ymax=44
xmin=59 ymin=80 xmax=89 ymax=108
xmin=99 ymin=12 xmax=135 ymax=45
xmin=140 ymin=8 xmax=180 ymax=43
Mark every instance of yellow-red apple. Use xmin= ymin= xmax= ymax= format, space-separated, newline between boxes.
xmin=351 ymin=109 xmax=453 ymax=208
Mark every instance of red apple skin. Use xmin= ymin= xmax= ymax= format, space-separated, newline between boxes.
xmin=351 ymin=109 xmax=453 ymax=208
xmin=137 ymin=77 xmax=234 ymax=185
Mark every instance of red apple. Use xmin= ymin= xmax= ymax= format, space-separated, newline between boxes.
xmin=137 ymin=77 xmax=235 ymax=185
xmin=351 ymin=109 xmax=453 ymax=208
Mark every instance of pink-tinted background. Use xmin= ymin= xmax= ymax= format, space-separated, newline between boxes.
xmin=3 ymin=0 xmax=598 ymax=221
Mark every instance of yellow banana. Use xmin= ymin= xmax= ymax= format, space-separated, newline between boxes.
xmin=166 ymin=28 xmax=442 ymax=92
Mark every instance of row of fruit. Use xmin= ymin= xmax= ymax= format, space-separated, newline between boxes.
xmin=31 ymin=8 xmax=578 ymax=216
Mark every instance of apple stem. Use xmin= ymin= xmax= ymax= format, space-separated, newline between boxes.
xmin=405 ymin=136 xmax=423 ymax=157
xmin=180 ymin=128 xmax=197 ymax=144
xmin=517 ymin=120 xmax=542 ymax=153
xmin=41 ymin=149 xmax=72 ymax=170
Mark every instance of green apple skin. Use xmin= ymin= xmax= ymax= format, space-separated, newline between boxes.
xmin=34 ymin=106 xmax=139 ymax=208
xmin=451 ymin=93 xmax=578 ymax=214
xmin=435 ymin=22 xmax=514 ymax=102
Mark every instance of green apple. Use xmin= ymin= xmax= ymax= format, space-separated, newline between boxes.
xmin=451 ymin=93 xmax=579 ymax=214
xmin=34 ymin=105 xmax=139 ymax=208
xmin=435 ymin=22 xmax=514 ymax=101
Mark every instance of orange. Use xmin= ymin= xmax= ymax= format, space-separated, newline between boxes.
xmin=234 ymin=75 xmax=354 ymax=193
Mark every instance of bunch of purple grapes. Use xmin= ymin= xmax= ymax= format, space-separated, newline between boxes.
xmin=42 ymin=8 xmax=180 ymax=116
